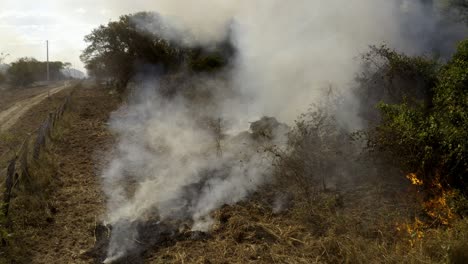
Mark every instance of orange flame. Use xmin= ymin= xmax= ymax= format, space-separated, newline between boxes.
xmin=396 ymin=217 xmax=426 ymax=247
xmin=397 ymin=173 xmax=457 ymax=246
xmin=406 ymin=173 xmax=423 ymax=186
xmin=423 ymin=189 xmax=455 ymax=226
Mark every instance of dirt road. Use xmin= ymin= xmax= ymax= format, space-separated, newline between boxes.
xmin=0 ymin=82 xmax=71 ymax=132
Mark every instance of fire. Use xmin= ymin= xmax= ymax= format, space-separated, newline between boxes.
xmin=423 ymin=189 xmax=455 ymax=226
xmin=396 ymin=217 xmax=426 ymax=247
xmin=406 ymin=172 xmax=454 ymax=225
xmin=406 ymin=173 xmax=423 ymax=186
xmin=398 ymin=173 xmax=457 ymax=246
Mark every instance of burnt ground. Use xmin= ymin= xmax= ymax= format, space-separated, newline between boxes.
xmin=82 ymin=182 xmax=420 ymax=264
xmin=5 ymin=84 xmax=120 ymax=263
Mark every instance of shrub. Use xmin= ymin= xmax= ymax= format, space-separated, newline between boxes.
xmin=372 ymin=40 xmax=468 ymax=192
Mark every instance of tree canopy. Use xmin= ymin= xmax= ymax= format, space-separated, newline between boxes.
xmin=80 ymin=12 xmax=234 ymax=89
xmin=6 ymin=57 xmax=66 ymax=86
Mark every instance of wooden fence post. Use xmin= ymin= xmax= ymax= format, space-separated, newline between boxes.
xmin=3 ymin=158 xmax=16 ymax=216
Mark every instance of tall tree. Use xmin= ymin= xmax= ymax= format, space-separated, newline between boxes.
xmin=7 ymin=57 xmax=66 ymax=86
xmin=81 ymin=12 xmax=234 ymax=89
xmin=80 ymin=12 xmax=183 ymax=87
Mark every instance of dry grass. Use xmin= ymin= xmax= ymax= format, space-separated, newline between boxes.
xmin=143 ymin=180 xmax=468 ymax=264
xmin=0 ymin=85 xmax=74 ymax=171
xmin=148 ymin=200 xmax=318 ymax=264
xmin=0 ymin=88 xmax=78 ymax=263
xmin=6 ymin=83 xmax=120 ymax=264
xmin=2 ymin=109 xmax=73 ymax=263
xmin=2 ymin=82 xmax=466 ymax=263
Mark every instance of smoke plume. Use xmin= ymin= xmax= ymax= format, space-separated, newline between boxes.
xmin=100 ymin=0 xmax=467 ymax=261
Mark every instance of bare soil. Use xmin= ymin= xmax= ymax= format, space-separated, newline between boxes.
xmin=0 ymin=82 xmax=71 ymax=132
xmin=0 ymin=86 xmax=48 ymax=112
xmin=0 ymin=84 xmax=73 ymax=170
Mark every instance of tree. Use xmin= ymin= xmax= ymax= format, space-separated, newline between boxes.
xmin=355 ymin=45 xmax=439 ymax=126
xmin=7 ymin=57 xmax=67 ymax=86
xmin=80 ymin=12 xmax=183 ymax=87
xmin=7 ymin=57 xmax=37 ymax=86
xmin=81 ymin=12 xmax=234 ymax=89
xmin=372 ymin=40 xmax=468 ymax=191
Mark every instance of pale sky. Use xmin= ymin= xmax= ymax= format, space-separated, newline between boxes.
xmin=0 ymin=0 xmax=157 ymax=72
xmin=2 ymin=0 xmax=466 ymax=74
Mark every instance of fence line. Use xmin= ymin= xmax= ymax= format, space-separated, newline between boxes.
xmin=2 ymin=88 xmax=75 ymax=216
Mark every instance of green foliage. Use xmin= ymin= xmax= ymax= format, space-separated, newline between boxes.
xmin=80 ymin=12 xmax=183 ymax=86
xmin=7 ymin=57 xmax=36 ymax=86
xmin=356 ymin=45 xmax=439 ymax=124
xmin=81 ymin=12 xmax=233 ymax=89
xmin=432 ymin=40 xmax=468 ymax=185
xmin=366 ymin=45 xmax=439 ymax=88
xmin=7 ymin=57 xmax=66 ymax=86
xmin=373 ymin=40 xmax=468 ymax=190
xmin=188 ymin=52 xmax=227 ymax=72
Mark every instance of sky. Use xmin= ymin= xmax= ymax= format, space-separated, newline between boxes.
xmin=1 ymin=0 xmax=466 ymax=74
xmin=0 ymin=0 xmax=155 ymax=71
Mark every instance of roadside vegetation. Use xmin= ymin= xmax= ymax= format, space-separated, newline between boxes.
xmin=0 ymin=53 xmax=77 ymax=88
xmin=7 ymin=58 xmax=70 ymax=87
xmin=0 ymin=84 xmax=78 ymax=262
xmin=370 ymin=41 xmax=468 ymax=192
xmin=265 ymin=41 xmax=468 ymax=263
xmin=152 ymin=40 xmax=468 ymax=264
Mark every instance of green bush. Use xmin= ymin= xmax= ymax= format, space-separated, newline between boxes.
xmin=373 ymin=40 xmax=468 ymax=191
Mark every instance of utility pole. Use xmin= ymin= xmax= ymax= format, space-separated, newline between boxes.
xmin=46 ymin=40 xmax=50 ymax=82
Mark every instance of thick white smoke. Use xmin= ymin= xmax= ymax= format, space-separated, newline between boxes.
xmin=100 ymin=0 xmax=467 ymax=261
xmin=101 ymin=75 xmax=283 ymax=262
xmin=133 ymin=0 xmax=466 ymax=124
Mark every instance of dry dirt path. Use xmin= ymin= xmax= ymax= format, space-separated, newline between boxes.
xmin=0 ymin=82 xmax=71 ymax=132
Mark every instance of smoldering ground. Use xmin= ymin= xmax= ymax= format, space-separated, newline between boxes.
xmin=96 ymin=0 xmax=467 ymax=262
xmin=99 ymin=72 xmax=288 ymax=262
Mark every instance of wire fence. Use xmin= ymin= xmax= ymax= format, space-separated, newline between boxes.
xmin=2 ymin=89 xmax=75 ymax=216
